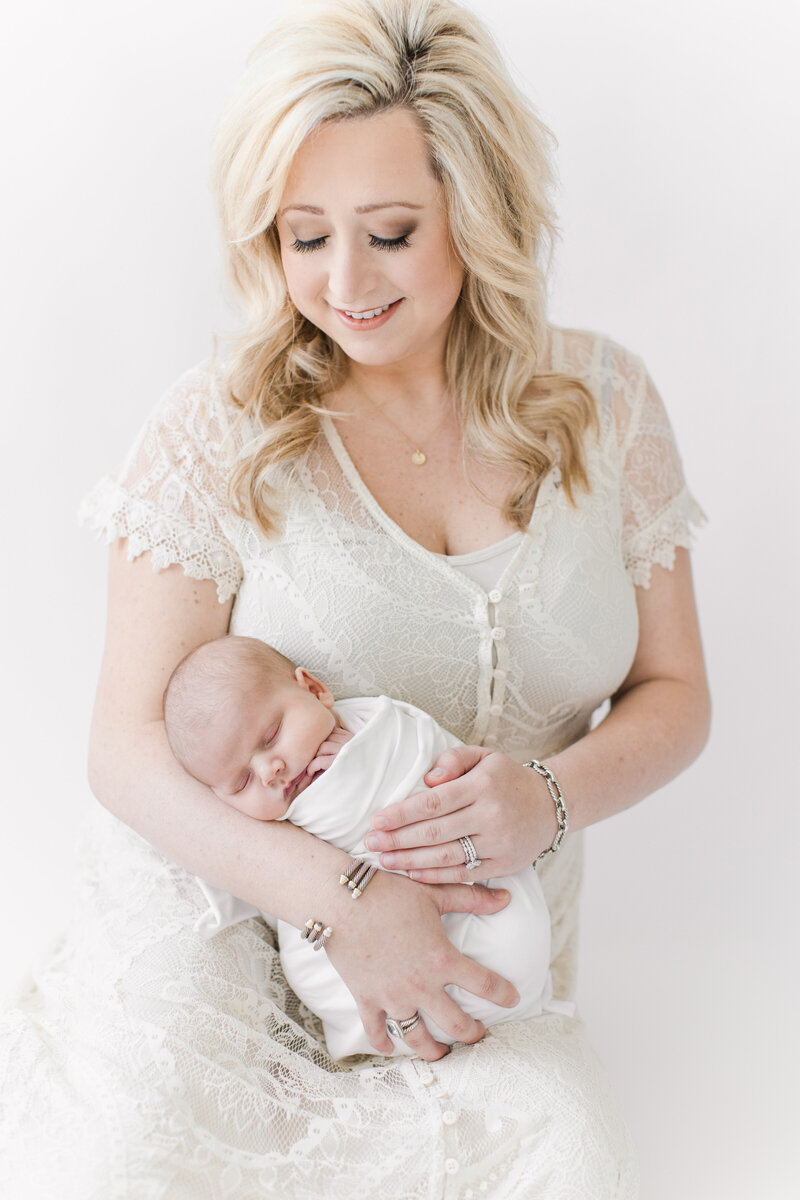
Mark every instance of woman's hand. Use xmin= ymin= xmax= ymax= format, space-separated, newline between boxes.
xmin=324 ymin=870 xmax=520 ymax=1059
xmin=364 ymin=747 xmax=558 ymax=882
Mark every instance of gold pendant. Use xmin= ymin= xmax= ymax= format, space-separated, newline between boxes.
xmin=411 ymin=450 xmax=427 ymax=465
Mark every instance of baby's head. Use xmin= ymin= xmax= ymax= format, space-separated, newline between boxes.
xmin=164 ymin=636 xmax=337 ymax=820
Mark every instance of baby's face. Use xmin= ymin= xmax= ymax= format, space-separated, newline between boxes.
xmin=188 ymin=668 xmax=338 ymax=820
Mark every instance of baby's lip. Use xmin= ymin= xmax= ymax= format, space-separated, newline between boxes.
xmin=283 ymin=771 xmax=309 ymax=802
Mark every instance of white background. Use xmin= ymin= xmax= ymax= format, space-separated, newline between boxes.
xmin=1 ymin=2 xmax=797 ymax=1197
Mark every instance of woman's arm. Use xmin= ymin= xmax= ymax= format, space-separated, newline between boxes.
xmin=89 ymin=542 xmax=519 ymax=1058
xmin=363 ymin=549 xmax=710 ymax=879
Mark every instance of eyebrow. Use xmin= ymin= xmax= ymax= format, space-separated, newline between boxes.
xmin=278 ymin=201 xmax=424 ymax=217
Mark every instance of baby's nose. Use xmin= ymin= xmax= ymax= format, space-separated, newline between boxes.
xmin=252 ymin=753 xmax=284 ymax=786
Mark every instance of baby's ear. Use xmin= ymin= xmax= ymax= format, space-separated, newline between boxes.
xmin=294 ymin=667 xmax=335 ymax=708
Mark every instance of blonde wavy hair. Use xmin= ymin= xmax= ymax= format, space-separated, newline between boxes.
xmin=211 ymin=0 xmax=598 ymax=538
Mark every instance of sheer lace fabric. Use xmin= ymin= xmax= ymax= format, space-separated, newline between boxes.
xmin=2 ymin=811 xmax=636 ymax=1199
xmin=1 ymin=328 xmax=701 ymax=1198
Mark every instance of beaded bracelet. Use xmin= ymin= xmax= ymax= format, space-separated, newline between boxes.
xmin=301 ymin=919 xmax=333 ymax=952
xmin=523 ymin=760 xmax=568 ymax=867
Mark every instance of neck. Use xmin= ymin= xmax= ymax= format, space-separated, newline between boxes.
xmin=343 ymin=358 xmax=449 ymax=412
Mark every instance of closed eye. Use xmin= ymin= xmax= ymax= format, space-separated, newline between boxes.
xmin=233 ymin=771 xmax=251 ymax=794
xmin=290 ymin=233 xmax=412 ymax=254
xmin=368 ymin=233 xmax=411 ymax=251
xmin=291 ymin=236 xmax=327 ymax=254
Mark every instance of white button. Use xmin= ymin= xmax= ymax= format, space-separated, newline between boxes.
xmin=442 ymin=1110 xmax=458 ymax=1125
xmin=489 ymin=703 xmax=502 ymax=716
xmin=491 ymin=626 xmax=506 ymax=641
xmin=493 ymin=668 xmax=506 ymax=680
xmin=488 ymin=589 xmax=503 ymax=604
xmin=445 ymin=1159 xmax=459 ymax=1175
xmin=484 ymin=734 xmax=498 ymax=746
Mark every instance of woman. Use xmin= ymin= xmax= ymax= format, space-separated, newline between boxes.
xmin=2 ymin=0 xmax=708 ymax=1195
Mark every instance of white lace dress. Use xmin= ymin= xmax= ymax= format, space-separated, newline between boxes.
xmin=0 ymin=328 xmax=702 ymax=1199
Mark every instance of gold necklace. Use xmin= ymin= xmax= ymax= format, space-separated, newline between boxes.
xmin=356 ymin=388 xmax=452 ymax=466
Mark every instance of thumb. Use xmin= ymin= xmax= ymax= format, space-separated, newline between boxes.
xmin=431 ymin=882 xmax=511 ymax=917
xmin=423 ymin=744 xmax=489 ymax=786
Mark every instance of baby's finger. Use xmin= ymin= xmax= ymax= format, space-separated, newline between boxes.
xmin=306 ymin=748 xmax=339 ymax=775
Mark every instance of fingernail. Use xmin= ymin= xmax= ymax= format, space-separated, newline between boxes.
xmin=371 ymin=814 xmax=387 ymax=828
xmin=489 ymin=888 xmax=510 ymax=899
xmin=428 ymin=767 xmax=445 ymax=779
xmin=364 ymin=834 xmax=379 ymax=850
xmin=382 ymin=853 xmax=397 ymax=868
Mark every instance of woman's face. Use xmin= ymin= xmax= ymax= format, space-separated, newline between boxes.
xmin=275 ymin=107 xmax=464 ymax=373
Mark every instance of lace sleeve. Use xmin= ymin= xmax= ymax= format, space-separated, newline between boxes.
xmin=79 ymin=362 xmax=243 ymax=603
xmin=608 ymin=343 xmax=706 ymax=589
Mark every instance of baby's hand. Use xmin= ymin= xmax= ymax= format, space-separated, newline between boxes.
xmin=306 ymin=726 xmax=353 ymax=778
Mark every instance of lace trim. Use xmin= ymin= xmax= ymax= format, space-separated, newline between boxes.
xmin=624 ymin=488 xmax=707 ymax=589
xmin=78 ymin=477 xmax=243 ymax=604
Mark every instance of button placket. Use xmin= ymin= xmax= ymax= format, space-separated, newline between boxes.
xmin=485 ymin=592 xmax=508 ymax=738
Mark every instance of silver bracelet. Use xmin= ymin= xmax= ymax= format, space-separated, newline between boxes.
xmin=301 ymin=919 xmax=333 ymax=952
xmin=523 ymin=760 xmax=568 ymax=867
xmin=339 ymin=856 xmax=378 ymax=899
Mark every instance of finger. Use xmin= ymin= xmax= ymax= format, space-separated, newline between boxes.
xmin=314 ymin=738 xmax=344 ymax=758
xmin=423 ymin=745 xmax=489 ymax=787
xmin=394 ymin=1018 xmax=450 ymax=1062
xmin=369 ymin=781 xmax=467 ymax=834
xmin=378 ymin=839 xmax=480 ymax=872
xmin=307 ymin=754 xmax=335 ymax=775
xmin=407 ymin=865 xmax=487 ymax=884
xmin=367 ymin=810 xmax=476 ymax=853
xmin=449 ymin=957 xmax=520 ymax=1010
xmin=431 ymin=882 xmax=512 ymax=916
xmin=357 ymin=1004 xmax=394 ymax=1056
xmin=424 ymin=993 xmax=488 ymax=1046
xmin=363 ymin=1005 xmax=450 ymax=1061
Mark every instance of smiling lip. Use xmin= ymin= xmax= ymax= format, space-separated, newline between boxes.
xmin=333 ymin=298 xmax=403 ymax=330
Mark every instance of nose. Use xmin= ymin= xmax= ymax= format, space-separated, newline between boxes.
xmin=251 ymin=751 xmax=284 ymax=787
xmin=327 ymin=237 xmax=379 ymax=308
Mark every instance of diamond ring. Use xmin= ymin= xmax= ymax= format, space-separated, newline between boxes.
xmin=459 ymin=835 xmax=482 ymax=871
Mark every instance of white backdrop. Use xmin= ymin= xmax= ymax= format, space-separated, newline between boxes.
xmin=1 ymin=2 xmax=797 ymax=1197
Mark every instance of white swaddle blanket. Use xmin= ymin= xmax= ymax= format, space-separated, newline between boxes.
xmin=196 ymin=695 xmax=572 ymax=1058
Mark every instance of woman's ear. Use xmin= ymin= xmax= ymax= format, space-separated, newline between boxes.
xmin=294 ymin=667 xmax=335 ymax=708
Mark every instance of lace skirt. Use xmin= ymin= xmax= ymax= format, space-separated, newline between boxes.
xmin=0 ymin=808 xmax=638 ymax=1199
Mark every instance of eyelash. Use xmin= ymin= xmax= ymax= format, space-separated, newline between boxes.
xmin=290 ymin=234 xmax=412 ymax=254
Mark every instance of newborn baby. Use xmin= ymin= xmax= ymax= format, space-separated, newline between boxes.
xmin=164 ymin=635 xmax=570 ymax=1058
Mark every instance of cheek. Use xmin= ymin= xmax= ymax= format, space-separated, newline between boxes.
xmin=280 ymin=251 xmax=319 ymax=309
xmin=417 ymin=253 xmax=463 ymax=315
